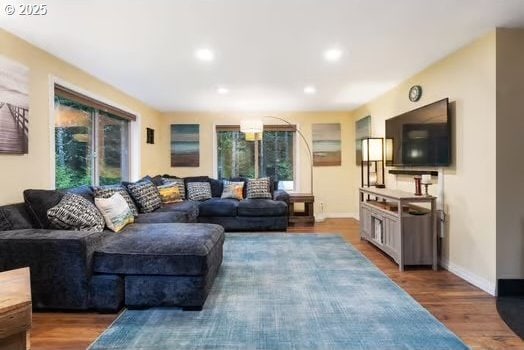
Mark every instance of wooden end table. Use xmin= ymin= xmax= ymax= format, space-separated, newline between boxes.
xmin=0 ymin=267 xmax=32 ymax=350
xmin=288 ymin=193 xmax=315 ymax=225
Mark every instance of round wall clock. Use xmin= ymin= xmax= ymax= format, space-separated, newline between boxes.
xmin=409 ymin=85 xmax=422 ymax=102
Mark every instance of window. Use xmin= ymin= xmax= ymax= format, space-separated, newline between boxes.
xmin=216 ymin=125 xmax=295 ymax=189
xmin=54 ymin=85 xmax=134 ymax=189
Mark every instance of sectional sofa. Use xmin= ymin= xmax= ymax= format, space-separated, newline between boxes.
xmin=0 ymin=175 xmax=289 ymax=312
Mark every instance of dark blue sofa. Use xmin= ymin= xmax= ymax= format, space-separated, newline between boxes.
xmin=173 ymin=175 xmax=290 ymax=231
xmin=0 ymin=176 xmax=289 ymax=312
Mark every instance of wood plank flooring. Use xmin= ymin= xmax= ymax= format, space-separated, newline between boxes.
xmin=30 ymin=219 xmax=523 ymax=350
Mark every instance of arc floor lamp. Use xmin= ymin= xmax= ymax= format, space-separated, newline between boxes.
xmin=239 ymin=116 xmax=314 ymax=195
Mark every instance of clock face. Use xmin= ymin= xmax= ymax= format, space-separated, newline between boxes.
xmin=409 ymin=85 xmax=422 ymax=102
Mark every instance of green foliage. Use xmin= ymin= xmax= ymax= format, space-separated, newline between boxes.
xmin=217 ymin=130 xmax=294 ymax=181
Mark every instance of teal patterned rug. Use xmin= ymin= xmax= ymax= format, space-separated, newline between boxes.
xmin=89 ymin=233 xmax=468 ymax=349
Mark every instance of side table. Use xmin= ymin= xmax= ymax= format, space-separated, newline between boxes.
xmin=288 ymin=193 xmax=315 ymax=225
xmin=0 ymin=267 xmax=32 ymax=350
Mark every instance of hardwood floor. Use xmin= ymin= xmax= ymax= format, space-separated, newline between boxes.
xmin=30 ymin=219 xmax=523 ymax=350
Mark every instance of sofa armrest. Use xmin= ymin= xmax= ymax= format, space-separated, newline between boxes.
xmin=273 ymin=190 xmax=290 ymax=205
xmin=0 ymin=229 xmax=108 ymax=310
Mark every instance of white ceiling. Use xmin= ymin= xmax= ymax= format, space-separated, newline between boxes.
xmin=2 ymin=0 xmax=524 ymax=112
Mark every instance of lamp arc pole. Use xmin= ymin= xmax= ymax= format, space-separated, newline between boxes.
xmin=265 ymin=116 xmax=314 ymax=195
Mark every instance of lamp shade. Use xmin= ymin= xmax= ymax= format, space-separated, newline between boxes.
xmin=240 ymin=120 xmax=263 ymax=134
xmin=245 ymin=132 xmax=262 ymax=141
xmin=362 ymin=138 xmax=383 ymax=161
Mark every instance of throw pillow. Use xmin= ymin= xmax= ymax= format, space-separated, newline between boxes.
xmin=93 ymin=185 xmax=139 ymax=216
xmin=162 ymin=177 xmax=186 ymax=200
xmin=94 ymin=193 xmax=134 ymax=232
xmin=47 ymin=193 xmax=105 ymax=232
xmin=157 ymin=183 xmax=183 ymax=204
xmin=221 ymin=181 xmax=244 ymax=200
xmin=246 ymin=177 xmax=272 ymax=199
xmin=23 ymin=189 xmax=65 ymax=229
xmin=187 ymin=182 xmax=212 ymax=201
xmin=126 ymin=180 xmax=162 ymax=213
xmin=0 ymin=204 xmax=33 ymax=231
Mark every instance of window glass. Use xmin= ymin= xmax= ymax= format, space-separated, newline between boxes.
xmin=54 ymin=96 xmax=130 ymax=189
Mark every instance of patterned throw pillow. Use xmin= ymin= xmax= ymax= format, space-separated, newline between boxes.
xmin=94 ymin=193 xmax=134 ymax=233
xmin=246 ymin=177 xmax=272 ymax=199
xmin=126 ymin=180 xmax=162 ymax=213
xmin=221 ymin=181 xmax=244 ymax=200
xmin=47 ymin=193 xmax=105 ymax=232
xmin=157 ymin=183 xmax=183 ymax=204
xmin=162 ymin=178 xmax=186 ymax=200
xmin=187 ymin=182 xmax=212 ymax=201
xmin=93 ymin=185 xmax=139 ymax=216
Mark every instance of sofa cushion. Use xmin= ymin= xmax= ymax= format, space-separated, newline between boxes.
xmin=237 ymin=199 xmax=288 ymax=217
xmin=221 ymin=181 xmax=244 ymax=200
xmin=93 ymin=185 xmax=139 ymax=216
xmin=47 ymin=193 xmax=105 ymax=232
xmin=187 ymin=182 xmax=212 ymax=201
xmin=183 ymin=176 xmax=209 ymax=198
xmin=198 ymin=198 xmax=239 ymax=217
xmin=135 ymin=211 xmax=188 ymax=224
xmin=229 ymin=176 xmax=248 ymax=198
xmin=67 ymin=185 xmax=95 ymax=203
xmin=246 ymin=177 xmax=272 ymax=199
xmin=162 ymin=178 xmax=186 ymax=200
xmin=156 ymin=201 xmax=199 ymax=222
xmin=0 ymin=204 xmax=33 ymax=231
xmin=209 ymin=178 xmax=223 ymax=198
xmin=126 ymin=180 xmax=162 ymax=213
xmin=157 ymin=183 xmax=183 ymax=204
xmin=94 ymin=193 xmax=134 ymax=233
xmin=23 ymin=189 xmax=65 ymax=229
xmin=93 ymin=223 xmax=225 ymax=276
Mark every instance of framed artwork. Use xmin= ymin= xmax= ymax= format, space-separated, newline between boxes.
xmin=171 ymin=124 xmax=199 ymax=167
xmin=355 ymin=115 xmax=371 ymax=165
xmin=146 ymin=128 xmax=155 ymax=144
xmin=0 ymin=55 xmax=29 ymax=154
xmin=312 ymin=123 xmax=341 ymax=166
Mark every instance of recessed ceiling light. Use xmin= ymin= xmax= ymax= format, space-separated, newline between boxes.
xmin=324 ymin=48 xmax=342 ymax=62
xmin=304 ymin=85 xmax=317 ymax=95
xmin=217 ymin=87 xmax=229 ymax=95
xmin=195 ymin=48 xmax=214 ymax=62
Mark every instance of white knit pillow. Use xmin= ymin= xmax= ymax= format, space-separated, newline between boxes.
xmin=95 ymin=193 xmax=134 ymax=233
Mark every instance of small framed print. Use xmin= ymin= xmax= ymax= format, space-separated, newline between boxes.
xmin=146 ymin=128 xmax=155 ymax=144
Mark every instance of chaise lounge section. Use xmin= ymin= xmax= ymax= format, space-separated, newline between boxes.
xmin=0 ymin=197 xmax=224 ymax=312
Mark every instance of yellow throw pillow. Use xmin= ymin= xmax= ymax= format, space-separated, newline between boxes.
xmin=94 ymin=193 xmax=134 ymax=233
xmin=158 ymin=184 xmax=183 ymax=204
xmin=221 ymin=181 xmax=244 ymax=200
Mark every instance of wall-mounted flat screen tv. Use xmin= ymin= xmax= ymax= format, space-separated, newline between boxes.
xmin=385 ymin=98 xmax=450 ymax=167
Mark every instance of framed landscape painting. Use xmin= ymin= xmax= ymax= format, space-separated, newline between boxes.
xmin=171 ymin=124 xmax=199 ymax=167
xmin=312 ymin=123 xmax=341 ymax=166
xmin=0 ymin=55 xmax=29 ymax=154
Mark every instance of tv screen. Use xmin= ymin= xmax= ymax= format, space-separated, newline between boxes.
xmin=385 ymin=98 xmax=450 ymax=167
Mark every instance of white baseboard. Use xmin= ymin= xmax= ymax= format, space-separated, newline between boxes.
xmin=440 ymin=257 xmax=496 ymax=296
xmin=316 ymin=212 xmax=358 ymax=220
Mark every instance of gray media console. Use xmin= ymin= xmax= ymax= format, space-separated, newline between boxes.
xmin=359 ymin=187 xmax=437 ymax=271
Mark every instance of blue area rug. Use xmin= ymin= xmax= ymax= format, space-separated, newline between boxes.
xmin=89 ymin=233 xmax=468 ymax=349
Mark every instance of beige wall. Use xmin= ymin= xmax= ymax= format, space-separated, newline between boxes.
xmin=160 ymin=111 xmax=355 ymax=217
xmin=350 ymin=32 xmax=497 ymax=293
xmin=0 ymin=29 xmax=164 ymax=205
xmin=496 ymin=28 xmax=524 ymax=280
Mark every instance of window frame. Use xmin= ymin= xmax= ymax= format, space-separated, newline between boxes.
xmin=214 ymin=124 xmax=298 ymax=191
xmin=52 ymin=80 xmax=137 ymax=189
